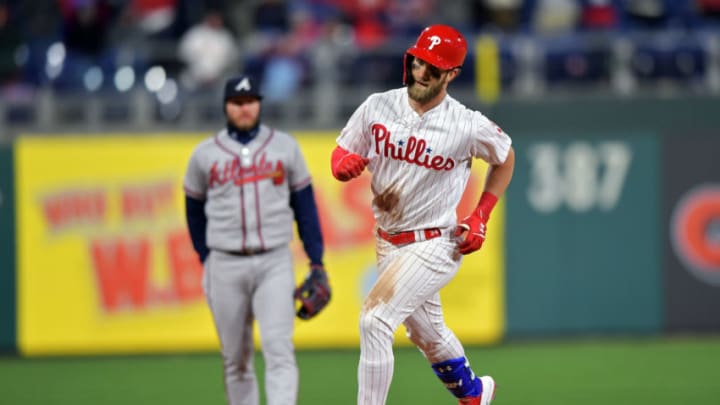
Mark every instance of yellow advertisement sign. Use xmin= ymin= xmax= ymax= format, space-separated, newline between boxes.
xmin=16 ymin=133 xmax=503 ymax=356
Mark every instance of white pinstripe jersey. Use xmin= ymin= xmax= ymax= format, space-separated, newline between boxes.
xmin=337 ymin=88 xmax=512 ymax=232
xmin=184 ymin=124 xmax=311 ymax=252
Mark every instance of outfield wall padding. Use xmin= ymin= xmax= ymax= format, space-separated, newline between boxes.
xmin=0 ymin=144 xmax=16 ymax=353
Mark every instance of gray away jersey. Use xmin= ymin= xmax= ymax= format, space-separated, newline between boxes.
xmin=184 ymin=125 xmax=312 ymax=252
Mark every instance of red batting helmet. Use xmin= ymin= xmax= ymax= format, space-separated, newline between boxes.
xmin=404 ymin=25 xmax=467 ymax=84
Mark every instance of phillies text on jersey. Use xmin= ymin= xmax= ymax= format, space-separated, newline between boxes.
xmin=337 ymin=88 xmax=512 ymax=232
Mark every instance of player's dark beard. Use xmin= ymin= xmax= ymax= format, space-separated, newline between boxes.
xmin=227 ymin=117 xmax=260 ymax=144
xmin=407 ymin=76 xmax=445 ymax=104
xmin=229 ymin=115 xmax=260 ymax=132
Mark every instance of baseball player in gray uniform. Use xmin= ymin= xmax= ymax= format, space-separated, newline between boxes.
xmin=183 ymin=75 xmax=330 ymax=405
xmin=331 ymin=25 xmax=515 ymax=405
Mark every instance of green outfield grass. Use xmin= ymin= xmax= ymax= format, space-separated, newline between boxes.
xmin=1 ymin=335 xmax=719 ymax=404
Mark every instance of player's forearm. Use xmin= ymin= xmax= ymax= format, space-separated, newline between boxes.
xmin=185 ymin=195 xmax=209 ymax=262
xmin=482 ymin=146 xmax=515 ymax=200
xmin=290 ymin=185 xmax=324 ymax=266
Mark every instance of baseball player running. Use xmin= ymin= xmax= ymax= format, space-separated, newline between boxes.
xmin=184 ymin=75 xmax=330 ymax=405
xmin=331 ymin=25 xmax=515 ymax=405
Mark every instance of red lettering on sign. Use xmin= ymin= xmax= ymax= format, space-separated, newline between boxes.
xmin=90 ymin=238 xmax=151 ymax=312
xmin=673 ymin=187 xmax=720 ymax=272
xmin=42 ymin=190 xmax=106 ymax=230
xmin=121 ymin=181 xmax=175 ymax=220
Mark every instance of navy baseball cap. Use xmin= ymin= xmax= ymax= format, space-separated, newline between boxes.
xmin=224 ymin=75 xmax=263 ymax=101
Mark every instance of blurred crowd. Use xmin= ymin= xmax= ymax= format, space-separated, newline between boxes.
xmin=1 ymin=0 xmax=720 ymax=107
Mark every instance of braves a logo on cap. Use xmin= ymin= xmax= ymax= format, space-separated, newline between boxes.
xmin=428 ymin=35 xmax=441 ymax=50
xmin=235 ymin=77 xmax=252 ymax=91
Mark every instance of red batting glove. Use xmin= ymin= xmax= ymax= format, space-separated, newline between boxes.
xmin=331 ymin=146 xmax=369 ymax=182
xmin=454 ymin=209 xmax=488 ymax=255
xmin=454 ymin=192 xmax=498 ymax=255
